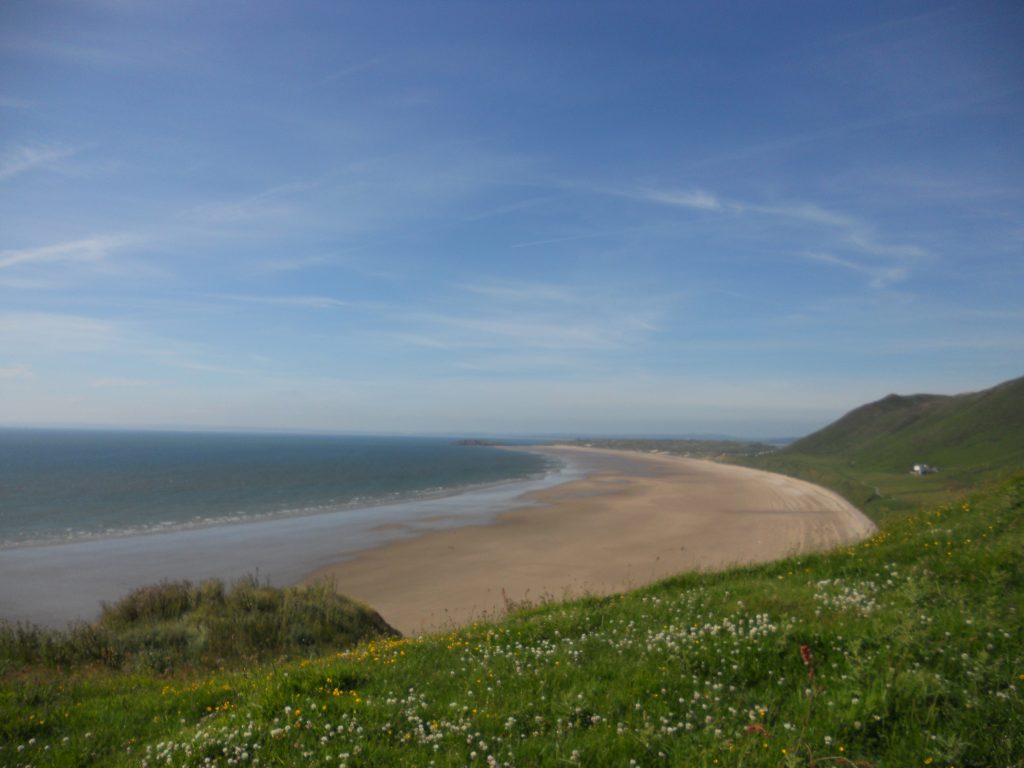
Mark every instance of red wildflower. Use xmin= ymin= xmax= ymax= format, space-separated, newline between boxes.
xmin=800 ymin=644 xmax=816 ymax=680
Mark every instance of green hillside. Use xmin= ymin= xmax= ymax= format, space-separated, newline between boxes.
xmin=746 ymin=374 xmax=1024 ymax=518
xmin=788 ymin=375 xmax=1024 ymax=472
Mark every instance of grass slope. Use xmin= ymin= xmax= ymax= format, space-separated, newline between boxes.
xmin=746 ymin=375 xmax=1024 ymax=520
xmin=2 ymin=474 xmax=1022 ymax=767
xmin=784 ymin=375 xmax=1024 ymax=474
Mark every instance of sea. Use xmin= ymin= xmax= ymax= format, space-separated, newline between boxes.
xmin=0 ymin=429 xmax=580 ymax=627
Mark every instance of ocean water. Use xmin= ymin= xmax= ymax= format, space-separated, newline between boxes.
xmin=0 ymin=430 xmax=556 ymax=547
xmin=0 ymin=430 xmax=578 ymax=627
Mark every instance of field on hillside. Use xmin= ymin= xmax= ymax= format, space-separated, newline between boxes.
xmin=3 ymin=470 xmax=1021 ymax=767
xmin=749 ymin=376 xmax=1024 ymax=520
xmin=744 ymin=452 xmax=965 ymax=522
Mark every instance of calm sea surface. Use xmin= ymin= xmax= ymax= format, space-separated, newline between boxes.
xmin=0 ymin=430 xmax=556 ymax=548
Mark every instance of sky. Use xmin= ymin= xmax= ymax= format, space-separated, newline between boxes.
xmin=1 ymin=1 xmax=1022 ymax=438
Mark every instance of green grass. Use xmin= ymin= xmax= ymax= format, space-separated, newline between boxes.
xmin=0 ymin=577 xmax=397 ymax=675
xmin=2 ymin=471 xmax=1022 ymax=767
xmin=777 ymin=375 xmax=1024 ymax=479
xmin=729 ymin=374 xmax=1024 ymax=527
xmin=738 ymin=451 xmax=968 ymax=523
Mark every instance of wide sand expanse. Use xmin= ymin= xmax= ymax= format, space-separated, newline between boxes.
xmin=306 ymin=446 xmax=875 ymax=636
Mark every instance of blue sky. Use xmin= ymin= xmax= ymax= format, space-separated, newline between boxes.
xmin=1 ymin=1 xmax=1022 ymax=437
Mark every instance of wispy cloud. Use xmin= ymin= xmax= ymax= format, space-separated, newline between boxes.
xmin=624 ymin=184 xmax=928 ymax=285
xmin=0 ymin=364 xmax=33 ymax=380
xmin=401 ymin=305 xmax=658 ymax=354
xmin=188 ymin=181 xmax=313 ymax=224
xmin=0 ymin=312 xmax=122 ymax=352
xmin=385 ymin=279 xmax=667 ymax=365
xmin=0 ymin=235 xmax=133 ymax=270
xmin=742 ymin=201 xmax=858 ymax=229
xmin=632 ymin=187 xmax=723 ymax=211
xmin=255 ymin=255 xmax=329 ymax=273
xmin=160 ymin=359 xmax=261 ymax=377
xmin=462 ymin=194 xmax=563 ymax=222
xmin=0 ymin=143 xmax=78 ymax=180
xmin=634 ymin=185 xmax=856 ymax=228
xmin=801 ymin=251 xmax=909 ymax=288
xmin=89 ymin=377 xmax=147 ymax=388
xmin=215 ymin=294 xmax=347 ymax=310
xmin=0 ymin=311 xmax=248 ymax=379
xmin=453 ymin=352 xmax=582 ymax=373
xmin=0 ymin=275 xmax=59 ymax=290
xmin=844 ymin=233 xmax=927 ymax=260
xmin=456 ymin=279 xmax=577 ymax=304
xmin=511 ymin=229 xmax=638 ymax=249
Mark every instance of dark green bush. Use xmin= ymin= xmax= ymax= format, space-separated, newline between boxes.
xmin=0 ymin=576 xmax=398 ymax=672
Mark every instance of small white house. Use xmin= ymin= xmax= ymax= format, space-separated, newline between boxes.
xmin=912 ymin=464 xmax=938 ymax=476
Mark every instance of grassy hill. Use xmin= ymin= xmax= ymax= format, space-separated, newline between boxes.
xmin=786 ymin=375 xmax=1024 ymax=475
xmin=745 ymin=375 xmax=1024 ymax=519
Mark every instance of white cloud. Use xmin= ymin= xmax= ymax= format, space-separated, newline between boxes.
xmin=188 ymin=181 xmax=312 ymax=224
xmin=158 ymin=359 xmax=262 ymax=377
xmin=801 ymin=251 xmax=909 ymax=288
xmin=0 ymin=312 xmax=122 ymax=353
xmin=0 ymin=235 xmax=133 ymax=270
xmin=401 ymin=307 xmax=657 ymax=354
xmin=256 ymin=255 xmax=329 ymax=273
xmin=89 ymin=377 xmax=147 ymax=388
xmin=215 ymin=294 xmax=347 ymax=310
xmin=0 ymin=364 xmax=33 ymax=380
xmin=456 ymin=280 xmax=577 ymax=304
xmin=0 ymin=143 xmax=77 ymax=180
xmin=743 ymin=201 xmax=858 ymax=229
xmin=0 ymin=311 xmax=240 ymax=379
xmin=845 ymin=233 xmax=927 ymax=260
xmin=0 ymin=275 xmax=59 ymax=290
xmin=635 ymin=187 xmax=723 ymax=211
xmin=511 ymin=229 xmax=637 ymax=249
xmin=452 ymin=353 xmax=581 ymax=373
xmin=462 ymin=194 xmax=561 ymax=222
xmin=624 ymin=183 xmax=928 ymax=286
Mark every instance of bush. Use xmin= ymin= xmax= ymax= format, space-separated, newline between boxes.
xmin=0 ymin=576 xmax=398 ymax=672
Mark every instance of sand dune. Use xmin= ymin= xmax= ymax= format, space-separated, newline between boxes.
xmin=305 ymin=446 xmax=876 ymax=636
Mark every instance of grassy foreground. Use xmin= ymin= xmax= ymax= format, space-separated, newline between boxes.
xmin=3 ymin=474 xmax=1023 ymax=767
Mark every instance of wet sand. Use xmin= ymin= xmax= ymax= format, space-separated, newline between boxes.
xmin=305 ymin=446 xmax=876 ymax=636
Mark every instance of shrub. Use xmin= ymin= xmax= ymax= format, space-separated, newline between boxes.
xmin=0 ymin=576 xmax=398 ymax=672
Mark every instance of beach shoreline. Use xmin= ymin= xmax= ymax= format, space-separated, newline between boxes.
xmin=304 ymin=446 xmax=877 ymax=636
xmin=0 ymin=451 xmax=579 ymax=628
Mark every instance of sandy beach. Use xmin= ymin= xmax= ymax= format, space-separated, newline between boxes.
xmin=305 ymin=446 xmax=876 ymax=636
